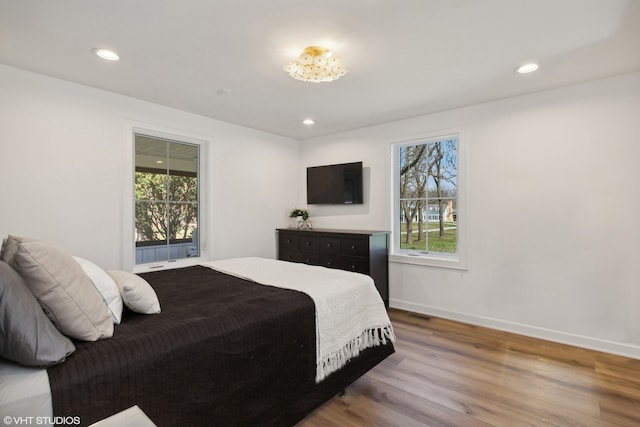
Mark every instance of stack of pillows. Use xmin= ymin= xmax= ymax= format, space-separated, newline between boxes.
xmin=0 ymin=235 xmax=161 ymax=368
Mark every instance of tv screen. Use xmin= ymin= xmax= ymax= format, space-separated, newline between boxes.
xmin=307 ymin=161 xmax=363 ymax=205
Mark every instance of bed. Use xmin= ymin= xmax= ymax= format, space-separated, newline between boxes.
xmin=0 ymin=237 xmax=395 ymax=427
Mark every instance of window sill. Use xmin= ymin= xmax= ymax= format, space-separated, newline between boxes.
xmin=133 ymin=257 xmax=205 ymax=274
xmin=389 ymin=253 xmax=468 ymax=271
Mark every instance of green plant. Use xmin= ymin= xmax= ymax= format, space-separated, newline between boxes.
xmin=289 ymin=208 xmax=309 ymax=220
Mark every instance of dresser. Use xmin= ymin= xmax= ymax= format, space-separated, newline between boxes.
xmin=276 ymin=228 xmax=390 ymax=307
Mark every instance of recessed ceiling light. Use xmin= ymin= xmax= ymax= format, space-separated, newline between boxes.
xmin=302 ymin=119 xmax=315 ymax=125
xmin=94 ymin=48 xmax=120 ymax=61
xmin=516 ymin=63 xmax=539 ymax=74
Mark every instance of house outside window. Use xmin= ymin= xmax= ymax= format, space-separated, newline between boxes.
xmin=134 ymin=133 xmax=200 ymax=265
xmin=391 ymin=133 xmax=466 ymax=269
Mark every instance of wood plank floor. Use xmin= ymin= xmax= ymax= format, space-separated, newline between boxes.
xmin=297 ymin=309 xmax=640 ymax=427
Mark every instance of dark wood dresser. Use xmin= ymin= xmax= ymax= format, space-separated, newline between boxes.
xmin=276 ymin=228 xmax=390 ymax=307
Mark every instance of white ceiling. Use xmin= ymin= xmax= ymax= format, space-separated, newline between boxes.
xmin=1 ymin=0 xmax=639 ymax=140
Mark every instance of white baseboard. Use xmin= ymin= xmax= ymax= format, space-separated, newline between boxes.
xmin=390 ymin=299 xmax=640 ymax=361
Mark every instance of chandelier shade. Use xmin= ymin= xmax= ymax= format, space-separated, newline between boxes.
xmin=284 ymin=46 xmax=347 ymax=83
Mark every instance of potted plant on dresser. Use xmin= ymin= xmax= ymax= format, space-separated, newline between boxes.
xmin=289 ymin=208 xmax=311 ymax=229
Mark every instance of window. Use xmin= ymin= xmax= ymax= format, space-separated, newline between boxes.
xmin=134 ymin=133 xmax=200 ymax=266
xmin=392 ymin=134 xmax=465 ymax=269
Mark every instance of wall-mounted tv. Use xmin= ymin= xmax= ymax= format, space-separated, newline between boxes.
xmin=307 ymin=161 xmax=363 ymax=205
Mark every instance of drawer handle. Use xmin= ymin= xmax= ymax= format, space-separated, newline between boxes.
xmin=306 ymin=241 xmax=311 ymax=245
xmin=287 ymin=239 xmax=292 ymax=244
xmin=327 ymin=243 xmax=332 ymax=248
xmin=351 ymin=245 xmax=356 ymax=250
xmin=305 ymin=258 xmax=311 ymax=263
xmin=351 ymin=265 xmax=356 ymax=269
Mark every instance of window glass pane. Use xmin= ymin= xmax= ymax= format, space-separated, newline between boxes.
xmin=426 ymin=199 xmax=457 ymax=253
xmin=396 ymin=137 xmax=458 ymax=256
xmin=134 ymin=134 xmax=199 ymax=264
xmin=399 ymin=200 xmax=427 ymax=251
xmin=134 ymin=200 xmax=167 ymax=243
xmin=167 ymin=201 xmax=199 ymax=258
xmin=168 ymin=174 xmax=197 ymax=203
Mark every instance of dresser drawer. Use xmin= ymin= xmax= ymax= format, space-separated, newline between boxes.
xmin=340 ymin=238 xmax=368 ymax=257
xmin=280 ymin=251 xmax=319 ymax=265
xmin=319 ymin=254 xmax=369 ymax=274
xmin=319 ymin=254 xmax=341 ymax=269
xmin=279 ymin=233 xmax=299 ymax=252
xmin=336 ymin=256 xmax=369 ymax=274
xmin=298 ymin=236 xmax=319 ymax=253
xmin=319 ymin=237 xmax=341 ymax=254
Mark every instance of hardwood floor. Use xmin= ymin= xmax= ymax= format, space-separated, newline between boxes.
xmin=298 ymin=309 xmax=640 ymax=426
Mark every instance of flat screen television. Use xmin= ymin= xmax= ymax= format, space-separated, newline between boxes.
xmin=307 ymin=161 xmax=363 ymax=205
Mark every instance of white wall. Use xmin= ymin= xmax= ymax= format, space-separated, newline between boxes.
xmin=300 ymin=72 xmax=640 ymax=359
xmin=0 ymin=65 xmax=300 ymax=270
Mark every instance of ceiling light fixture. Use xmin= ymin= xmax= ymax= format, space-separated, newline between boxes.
xmin=302 ymin=118 xmax=315 ymax=125
xmin=94 ymin=48 xmax=120 ymax=61
xmin=516 ymin=63 xmax=539 ymax=74
xmin=284 ymin=46 xmax=347 ymax=83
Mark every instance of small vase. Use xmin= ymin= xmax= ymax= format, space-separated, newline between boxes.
xmin=301 ymin=219 xmax=312 ymax=230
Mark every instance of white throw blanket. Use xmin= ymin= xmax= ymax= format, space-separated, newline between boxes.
xmin=202 ymin=257 xmax=395 ymax=382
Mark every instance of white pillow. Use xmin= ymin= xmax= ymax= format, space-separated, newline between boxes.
xmin=107 ymin=270 xmax=161 ymax=314
xmin=73 ymin=257 xmax=124 ymax=324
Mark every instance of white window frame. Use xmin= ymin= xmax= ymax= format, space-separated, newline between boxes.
xmin=122 ymin=123 xmax=211 ymax=272
xmin=389 ymin=131 xmax=467 ymax=270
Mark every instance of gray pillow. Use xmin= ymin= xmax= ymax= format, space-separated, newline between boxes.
xmin=0 ymin=260 xmax=76 ymax=367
